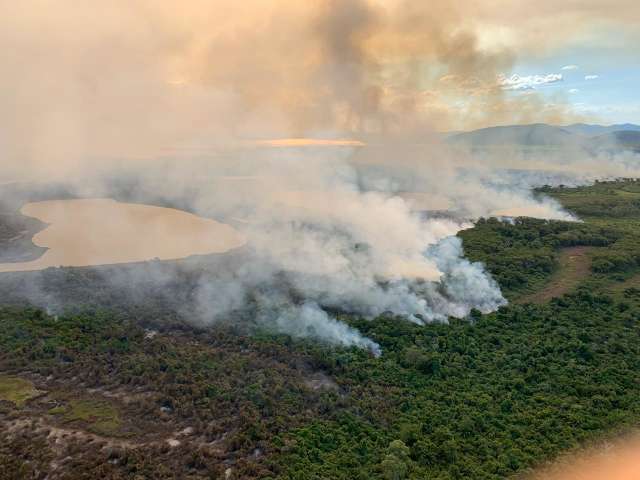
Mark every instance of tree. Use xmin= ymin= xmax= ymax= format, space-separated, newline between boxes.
xmin=380 ymin=440 xmax=411 ymax=480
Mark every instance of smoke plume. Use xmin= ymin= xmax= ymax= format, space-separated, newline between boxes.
xmin=1 ymin=1 xmax=638 ymax=352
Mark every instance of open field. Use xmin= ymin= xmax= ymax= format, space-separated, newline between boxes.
xmin=517 ymin=246 xmax=594 ymax=304
xmin=0 ymin=375 xmax=42 ymax=407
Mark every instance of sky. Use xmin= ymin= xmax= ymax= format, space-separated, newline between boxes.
xmin=1 ymin=0 xmax=640 ymax=178
xmin=503 ymin=37 xmax=640 ymax=126
xmin=486 ymin=16 xmax=640 ymax=127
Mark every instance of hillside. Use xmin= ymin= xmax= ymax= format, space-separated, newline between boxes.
xmin=447 ymin=123 xmax=576 ymax=147
xmin=446 ymin=123 xmax=640 ymax=152
xmin=3 ymin=180 xmax=640 ymax=478
xmin=562 ymin=123 xmax=640 ymax=136
xmin=589 ymin=131 xmax=640 ymax=153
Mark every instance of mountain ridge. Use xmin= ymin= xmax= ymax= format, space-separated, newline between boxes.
xmin=446 ymin=122 xmax=640 ymax=150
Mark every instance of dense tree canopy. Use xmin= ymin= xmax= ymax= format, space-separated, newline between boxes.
xmin=3 ymin=180 xmax=640 ymax=478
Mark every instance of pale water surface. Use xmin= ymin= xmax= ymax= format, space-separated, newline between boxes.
xmin=0 ymin=199 xmax=246 ymax=273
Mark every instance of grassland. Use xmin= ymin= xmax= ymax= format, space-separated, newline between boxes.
xmin=50 ymin=398 xmax=122 ymax=435
xmin=0 ymin=375 xmax=42 ymax=407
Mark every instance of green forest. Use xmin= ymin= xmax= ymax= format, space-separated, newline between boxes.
xmin=3 ymin=180 xmax=640 ymax=479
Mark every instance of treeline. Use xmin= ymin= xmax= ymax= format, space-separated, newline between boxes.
xmin=540 ymin=179 xmax=640 ymax=219
xmin=458 ymin=217 xmax=618 ymax=298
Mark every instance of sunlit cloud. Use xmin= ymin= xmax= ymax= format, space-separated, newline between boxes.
xmin=561 ymin=65 xmax=579 ymax=70
xmin=585 ymin=74 xmax=600 ymax=80
xmin=498 ymin=73 xmax=563 ymax=90
xmin=256 ymin=138 xmax=366 ymax=147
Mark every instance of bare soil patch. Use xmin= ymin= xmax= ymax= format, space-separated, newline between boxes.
xmin=518 ymin=246 xmax=593 ymax=304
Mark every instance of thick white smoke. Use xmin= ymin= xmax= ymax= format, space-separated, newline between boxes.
xmin=3 ymin=0 xmax=639 ymax=354
xmin=141 ymin=146 xmax=514 ymax=354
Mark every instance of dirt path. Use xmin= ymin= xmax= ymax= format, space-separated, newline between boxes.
xmin=518 ymin=246 xmax=593 ymax=304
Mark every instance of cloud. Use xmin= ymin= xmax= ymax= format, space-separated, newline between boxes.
xmin=465 ymin=2 xmax=640 ymax=55
xmin=585 ymin=75 xmax=599 ymax=80
xmin=562 ymin=65 xmax=579 ymax=70
xmin=0 ymin=0 xmax=594 ymax=176
xmin=498 ymin=73 xmax=563 ymax=90
xmin=569 ymin=88 xmax=580 ymax=93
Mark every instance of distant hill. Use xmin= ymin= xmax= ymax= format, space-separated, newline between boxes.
xmin=446 ymin=124 xmax=577 ymax=148
xmin=589 ymin=130 xmax=640 ymax=153
xmin=562 ymin=123 xmax=640 ymax=136
xmin=446 ymin=123 xmax=640 ymax=151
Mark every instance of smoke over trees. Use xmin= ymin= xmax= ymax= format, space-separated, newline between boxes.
xmin=1 ymin=1 xmax=639 ymax=351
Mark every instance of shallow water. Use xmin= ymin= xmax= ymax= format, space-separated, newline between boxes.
xmin=0 ymin=199 xmax=246 ymax=273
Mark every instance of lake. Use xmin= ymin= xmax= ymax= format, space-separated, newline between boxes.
xmin=0 ymin=199 xmax=246 ymax=273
